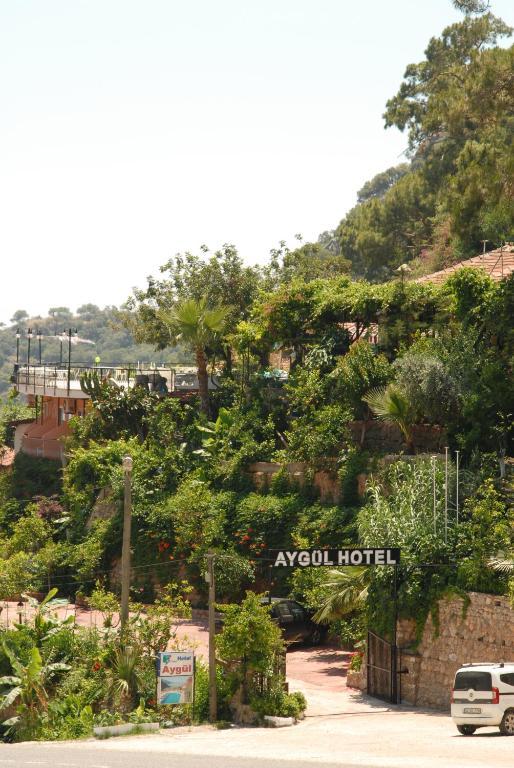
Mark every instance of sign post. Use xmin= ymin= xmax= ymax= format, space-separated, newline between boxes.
xmin=157 ymin=651 xmax=195 ymax=707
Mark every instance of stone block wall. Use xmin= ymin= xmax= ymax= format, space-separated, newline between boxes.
xmin=348 ymin=421 xmax=447 ymax=453
xmin=347 ymin=592 xmax=514 ymax=711
xmin=399 ymin=592 xmax=514 ymax=710
xmin=248 ymin=461 xmax=341 ymax=503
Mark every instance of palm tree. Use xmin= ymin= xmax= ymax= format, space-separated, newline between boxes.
xmin=313 ymin=567 xmax=370 ymax=624
xmin=107 ymin=646 xmax=143 ymax=712
xmin=160 ymin=298 xmax=228 ymax=416
xmin=363 ymin=384 xmax=415 ymax=453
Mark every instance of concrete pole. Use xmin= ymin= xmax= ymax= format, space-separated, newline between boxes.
xmin=206 ymin=551 xmax=217 ymax=722
xmin=120 ymin=455 xmax=133 ymax=630
xmin=431 ymin=455 xmax=437 ymax=535
xmin=455 ymin=450 xmax=460 ymax=525
xmin=444 ymin=447 xmax=449 ymax=543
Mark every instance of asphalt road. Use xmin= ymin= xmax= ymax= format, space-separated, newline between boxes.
xmin=0 ymin=745 xmax=367 ymax=768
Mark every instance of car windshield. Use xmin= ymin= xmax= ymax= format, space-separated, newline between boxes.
xmin=454 ymin=671 xmax=492 ymax=691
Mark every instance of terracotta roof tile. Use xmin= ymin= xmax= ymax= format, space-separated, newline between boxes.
xmin=414 ymin=245 xmax=514 ymax=285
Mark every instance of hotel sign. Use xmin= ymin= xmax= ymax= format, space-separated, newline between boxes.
xmin=270 ymin=548 xmax=400 ymax=568
xmin=157 ymin=651 xmax=194 ymax=706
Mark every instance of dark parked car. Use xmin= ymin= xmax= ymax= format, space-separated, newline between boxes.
xmin=264 ymin=598 xmax=327 ymax=646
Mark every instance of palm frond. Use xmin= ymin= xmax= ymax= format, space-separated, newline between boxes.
xmin=488 ymin=555 xmax=514 ymax=574
xmin=363 ymin=384 xmax=413 ymax=444
xmin=313 ymin=567 xmax=370 ymax=624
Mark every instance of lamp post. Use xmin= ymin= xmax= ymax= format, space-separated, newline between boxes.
xmin=120 ymin=455 xmax=133 ymax=630
xmin=65 ymin=328 xmax=78 ymax=395
xmin=15 ymin=329 xmax=20 ymax=364
xmin=59 ymin=331 xmax=65 ymax=366
xmin=37 ymin=329 xmax=42 ymax=365
xmin=27 ymin=327 xmax=33 ymax=367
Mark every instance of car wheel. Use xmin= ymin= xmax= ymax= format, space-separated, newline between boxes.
xmin=308 ymin=628 xmax=324 ymax=646
xmin=457 ymin=725 xmax=476 ymax=736
xmin=500 ymin=709 xmax=514 ymax=736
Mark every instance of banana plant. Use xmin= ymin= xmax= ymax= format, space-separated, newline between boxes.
xmin=0 ymin=642 xmax=70 ymax=739
xmin=194 ymin=407 xmax=235 ymax=459
xmin=20 ymin=588 xmax=73 ymax=646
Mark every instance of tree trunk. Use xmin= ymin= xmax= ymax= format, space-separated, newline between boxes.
xmin=196 ymin=347 xmax=210 ymax=416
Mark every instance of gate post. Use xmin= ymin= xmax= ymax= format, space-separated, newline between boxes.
xmin=391 ymin=564 xmax=399 ymax=704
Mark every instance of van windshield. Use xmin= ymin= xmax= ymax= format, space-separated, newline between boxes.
xmin=454 ymin=671 xmax=492 ymax=691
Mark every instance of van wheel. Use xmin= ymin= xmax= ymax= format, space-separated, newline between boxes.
xmin=457 ymin=725 xmax=476 ymax=736
xmin=500 ymin=709 xmax=514 ymax=736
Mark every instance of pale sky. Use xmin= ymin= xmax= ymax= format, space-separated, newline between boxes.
xmin=1 ymin=0 xmax=512 ymax=324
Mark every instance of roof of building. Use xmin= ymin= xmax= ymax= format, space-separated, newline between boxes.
xmin=414 ymin=244 xmax=514 ymax=286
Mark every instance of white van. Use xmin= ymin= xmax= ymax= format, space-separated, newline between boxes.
xmin=451 ymin=663 xmax=514 ymax=735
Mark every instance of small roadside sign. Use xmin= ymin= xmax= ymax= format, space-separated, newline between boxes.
xmin=157 ymin=650 xmax=194 ymax=706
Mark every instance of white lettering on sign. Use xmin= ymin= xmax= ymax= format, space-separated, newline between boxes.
xmin=271 ymin=548 xmax=400 ymax=567
xmin=312 ymin=550 xmax=322 ymax=566
xmin=323 ymin=550 xmax=334 ymax=566
xmin=298 ymin=551 xmax=310 ymax=566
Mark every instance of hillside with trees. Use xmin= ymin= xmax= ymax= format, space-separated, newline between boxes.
xmin=331 ymin=0 xmax=514 ymax=280
xmin=0 ymin=0 xmax=512 ymax=742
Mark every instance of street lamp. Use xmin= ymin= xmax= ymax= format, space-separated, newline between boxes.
xmin=15 ymin=329 xmax=20 ymax=364
xmin=59 ymin=331 xmax=66 ymax=365
xmin=66 ymin=328 xmax=78 ymax=395
xmin=120 ymin=455 xmax=133 ymax=629
xmin=26 ymin=328 xmax=33 ymax=367
xmin=37 ymin=329 xmax=43 ymax=365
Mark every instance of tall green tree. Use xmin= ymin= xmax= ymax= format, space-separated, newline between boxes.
xmin=335 ymin=1 xmax=513 ymax=278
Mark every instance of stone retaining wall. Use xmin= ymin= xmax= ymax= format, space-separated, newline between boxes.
xmin=248 ymin=461 xmax=341 ymax=503
xmin=398 ymin=592 xmax=514 ymax=710
xmin=347 ymin=592 xmax=514 ymax=711
xmin=348 ymin=421 xmax=447 ymax=453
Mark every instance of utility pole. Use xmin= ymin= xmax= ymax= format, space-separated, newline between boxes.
xmin=444 ymin=447 xmax=449 ymax=544
xmin=455 ymin=450 xmax=460 ymax=525
xmin=120 ymin=455 xmax=133 ymax=630
xmin=206 ymin=551 xmax=217 ymax=722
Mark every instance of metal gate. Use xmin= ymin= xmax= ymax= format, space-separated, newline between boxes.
xmin=367 ymin=630 xmax=398 ymax=704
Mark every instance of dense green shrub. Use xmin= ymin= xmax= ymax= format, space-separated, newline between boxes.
xmin=216 ymin=592 xmax=285 ymax=703
xmin=393 ymin=351 xmax=458 ymax=425
xmin=233 ymin=493 xmax=300 ymax=555
xmin=11 ymin=454 xmax=61 ymax=501
xmin=250 ymin=686 xmax=306 ymax=719
xmin=332 ymin=341 xmax=392 ymax=418
xmin=455 ymin=480 xmax=512 ymax=594
xmin=283 ymin=404 xmax=352 ymax=464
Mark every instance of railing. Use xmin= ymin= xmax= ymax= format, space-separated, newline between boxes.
xmin=12 ymin=364 xmax=216 ymax=397
xmin=13 ymin=364 xmax=174 ymax=397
